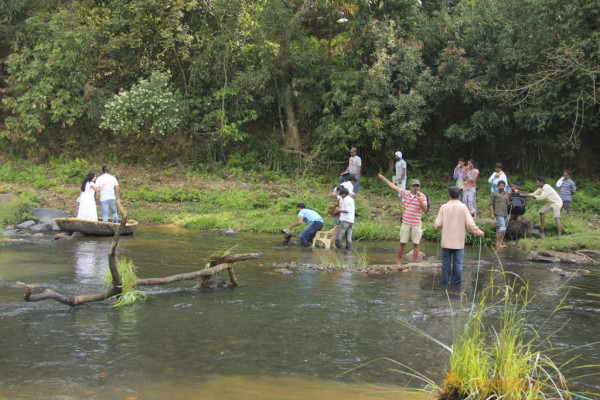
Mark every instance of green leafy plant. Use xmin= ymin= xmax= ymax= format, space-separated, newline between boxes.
xmin=104 ymin=258 xmax=146 ymax=307
xmin=100 ymin=71 xmax=186 ymax=138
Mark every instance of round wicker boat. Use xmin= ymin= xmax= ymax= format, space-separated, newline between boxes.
xmin=54 ymin=218 xmax=138 ymax=236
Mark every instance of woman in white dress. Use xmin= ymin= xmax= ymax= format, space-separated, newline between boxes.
xmin=77 ymin=172 xmax=104 ymax=221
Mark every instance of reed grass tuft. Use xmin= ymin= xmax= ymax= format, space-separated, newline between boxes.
xmin=104 ymin=258 xmax=146 ymax=307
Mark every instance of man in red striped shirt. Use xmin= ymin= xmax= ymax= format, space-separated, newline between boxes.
xmin=378 ymin=174 xmax=428 ymax=264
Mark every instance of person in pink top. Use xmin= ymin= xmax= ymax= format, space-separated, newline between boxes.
xmin=378 ymin=174 xmax=428 ymax=264
xmin=435 ymin=186 xmax=485 ymax=285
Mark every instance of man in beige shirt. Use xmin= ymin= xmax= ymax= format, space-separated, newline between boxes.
xmin=521 ymin=176 xmax=563 ymax=238
xmin=435 ymin=186 xmax=485 ymax=285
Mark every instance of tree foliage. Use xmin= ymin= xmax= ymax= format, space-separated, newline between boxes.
xmin=0 ymin=0 xmax=598 ymax=174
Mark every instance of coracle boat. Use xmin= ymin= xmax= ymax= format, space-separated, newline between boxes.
xmin=54 ymin=218 xmax=138 ymax=236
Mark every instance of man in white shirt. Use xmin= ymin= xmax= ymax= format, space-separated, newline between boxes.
xmin=522 ymin=176 xmax=563 ymax=238
xmin=393 ymin=151 xmax=407 ymax=190
xmin=95 ymin=165 xmax=120 ymax=223
xmin=335 ymin=188 xmax=355 ymax=249
xmin=488 ymin=163 xmax=508 ymax=192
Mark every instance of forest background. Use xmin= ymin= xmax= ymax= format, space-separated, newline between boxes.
xmin=0 ymin=0 xmax=598 ymax=176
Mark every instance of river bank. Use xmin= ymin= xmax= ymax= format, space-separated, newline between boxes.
xmin=1 ymin=158 xmax=599 ymax=252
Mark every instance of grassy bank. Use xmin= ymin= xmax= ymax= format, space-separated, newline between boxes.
xmin=1 ymin=158 xmax=599 ymax=251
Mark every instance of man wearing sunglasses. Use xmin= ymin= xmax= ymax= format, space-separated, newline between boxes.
xmin=378 ymin=174 xmax=428 ymax=264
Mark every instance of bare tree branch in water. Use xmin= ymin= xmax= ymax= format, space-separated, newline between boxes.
xmin=16 ymin=201 xmax=261 ymax=307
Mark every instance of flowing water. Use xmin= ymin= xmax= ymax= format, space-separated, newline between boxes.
xmin=1 ymin=226 xmax=599 ymax=399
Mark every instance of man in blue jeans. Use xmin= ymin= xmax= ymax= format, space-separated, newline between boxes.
xmin=435 ymin=187 xmax=485 ymax=285
xmin=95 ymin=166 xmax=120 ymax=223
xmin=287 ymin=203 xmax=324 ymax=246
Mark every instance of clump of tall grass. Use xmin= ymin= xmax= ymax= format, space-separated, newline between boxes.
xmin=315 ymin=249 xmax=348 ymax=269
xmin=104 ymin=258 xmax=146 ymax=307
xmin=399 ymin=269 xmax=585 ymax=400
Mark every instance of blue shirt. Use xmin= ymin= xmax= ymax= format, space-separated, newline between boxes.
xmin=298 ymin=208 xmax=323 ymax=224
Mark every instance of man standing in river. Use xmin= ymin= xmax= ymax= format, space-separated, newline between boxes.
xmin=378 ymin=174 xmax=427 ymax=264
xmin=95 ymin=165 xmax=120 ymax=223
xmin=435 ymin=186 xmax=485 ymax=285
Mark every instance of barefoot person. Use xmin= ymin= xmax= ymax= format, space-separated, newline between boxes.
xmin=489 ymin=180 xmax=510 ymax=250
xmin=521 ymin=176 xmax=563 ymax=238
xmin=378 ymin=174 xmax=427 ymax=264
xmin=435 ymin=186 xmax=485 ymax=285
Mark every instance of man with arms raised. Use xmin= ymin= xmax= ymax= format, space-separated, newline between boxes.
xmin=378 ymin=174 xmax=428 ymax=264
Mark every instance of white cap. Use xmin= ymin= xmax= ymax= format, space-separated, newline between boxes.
xmin=395 ymin=151 xmax=402 ymax=158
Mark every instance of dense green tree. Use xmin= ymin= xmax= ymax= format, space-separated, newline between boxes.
xmin=0 ymin=0 xmax=597 ymax=174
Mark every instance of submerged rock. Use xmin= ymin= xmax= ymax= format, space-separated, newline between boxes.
xmin=201 ymin=228 xmax=238 ymax=235
xmin=529 ymin=250 xmax=596 ymax=264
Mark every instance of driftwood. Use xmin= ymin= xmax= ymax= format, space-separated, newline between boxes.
xmin=16 ymin=201 xmax=261 ymax=306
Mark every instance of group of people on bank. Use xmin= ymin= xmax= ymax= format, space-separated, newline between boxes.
xmin=286 ymin=148 xmax=577 ymax=286
xmin=76 ymin=166 xmax=121 ymax=223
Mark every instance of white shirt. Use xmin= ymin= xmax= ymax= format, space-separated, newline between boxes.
xmin=341 ymin=181 xmax=354 ymax=195
xmin=488 ymin=171 xmax=507 ymax=191
xmin=395 ymin=159 xmax=406 ymax=181
xmin=348 ymin=155 xmax=362 ymax=175
xmin=340 ymin=196 xmax=355 ymax=224
xmin=95 ymin=173 xmax=119 ymax=201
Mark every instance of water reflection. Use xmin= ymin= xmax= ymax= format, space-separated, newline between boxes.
xmin=74 ymin=240 xmax=112 ymax=285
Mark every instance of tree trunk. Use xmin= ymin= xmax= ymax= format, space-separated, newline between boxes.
xmin=282 ymin=83 xmax=301 ymax=150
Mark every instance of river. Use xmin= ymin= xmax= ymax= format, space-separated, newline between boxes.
xmin=1 ymin=226 xmax=598 ymax=399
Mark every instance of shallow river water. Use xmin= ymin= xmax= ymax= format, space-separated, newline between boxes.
xmin=1 ymin=226 xmax=599 ymax=399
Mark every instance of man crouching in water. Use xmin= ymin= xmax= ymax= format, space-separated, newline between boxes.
xmin=287 ymin=203 xmax=324 ymax=247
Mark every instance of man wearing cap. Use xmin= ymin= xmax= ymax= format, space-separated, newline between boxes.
xmin=378 ymin=174 xmax=428 ymax=264
xmin=488 ymin=163 xmax=508 ymax=193
xmin=340 ymin=147 xmax=362 ymax=194
xmin=95 ymin=165 xmax=120 ymax=223
xmin=287 ymin=203 xmax=324 ymax=246
xmin=435 ymin=186 xmax=485 ymax=285
xmin=394 ymin=151 xmax=407 ymax=190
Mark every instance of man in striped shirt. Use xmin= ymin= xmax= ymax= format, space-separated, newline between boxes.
xmin=556 ymin=169 xmax=576 ymax=215
xmin=378 ymin=174 xmax=428 ymax=264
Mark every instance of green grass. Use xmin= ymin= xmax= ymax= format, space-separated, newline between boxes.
xmin=0 ymin=190 xmax=39 ymax=226
xmin=0 ymin=158 xmax=598 ymax=250
xmin=400 ymin=269 xmax=585 ymax=400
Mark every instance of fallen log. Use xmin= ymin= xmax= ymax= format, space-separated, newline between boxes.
xmin=136 ymin=254 xmax=261 ymax=286
xmin=16 ymin=201 xmax=261 ymax=306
